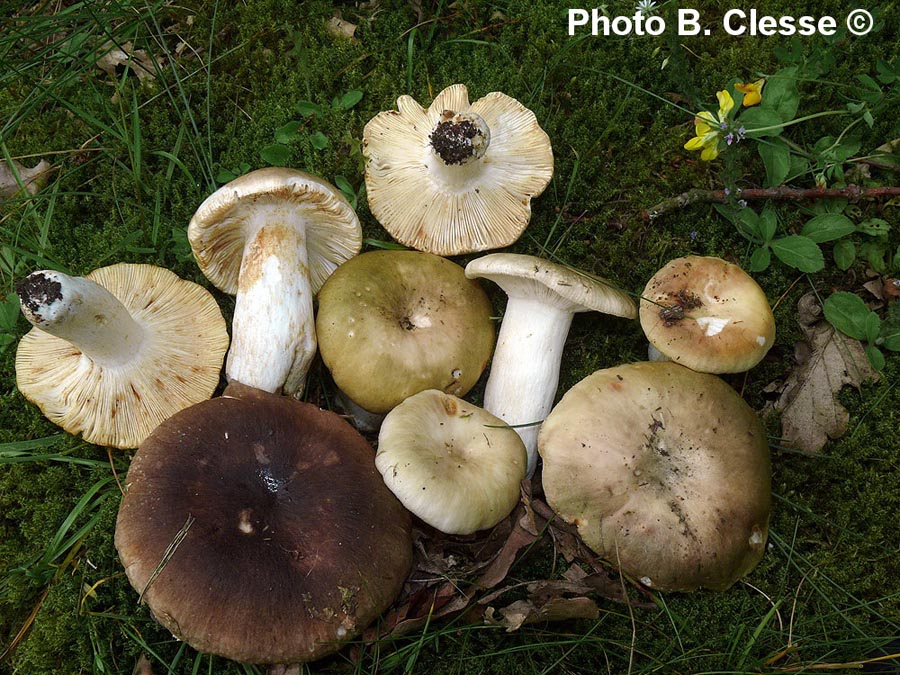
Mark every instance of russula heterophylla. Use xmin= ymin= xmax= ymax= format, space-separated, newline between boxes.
xmin=464 ymin=253 xmax=637 ymax=477
xmin=363 ymin=83 xmax=553 ymax=255
xmin=316 ymin=250 xmax=495 ymax=420
xmin=640 ymin=256 xmax=775 ymax=373
xmin=115 ymin=383 xmax=413 ymax=664
xmin=376 ymin=389 xmax=527 ymax=535
xmin=188 ymin=167 xmax=361 ymax=397
xmin=15 ymin=264 xmax=228 ymax=449
xmin=539 ymin=361 xmax=772 ymax=592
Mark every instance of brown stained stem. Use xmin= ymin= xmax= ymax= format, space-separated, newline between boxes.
xmin=644 ymin=185 xmax=900 ymax=220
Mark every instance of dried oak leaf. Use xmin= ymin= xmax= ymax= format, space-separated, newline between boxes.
xmin=0 ymin=159 xmax=52 ymax=198
xmin=773 ymin=292 xmax=879 ymax=453
xmin=95 ymin=41 xmax=163 ymax=84
xmin=484 ymin=596 xmax=600 ymax=632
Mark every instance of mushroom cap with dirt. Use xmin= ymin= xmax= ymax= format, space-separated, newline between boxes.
xmin=115 ymin=383 xmax=413 ymax=664
xmin=15 ymin=264 xmax=228 ymax=449
xmin=640 ymin=256 xmax=775 ymax=373
xmin=363 ymin=83 xmax=553 ymax=255
xmin=376 ymin=389 xmax=527 ymax=535
xmin=465 ymin=253 xmax=636 ymax=477
xmin=188 ymin=167 xmax=361 ymax=397
xmin=316 ymin=250 xmax=495 ymax=417
xmin=538 ymin=361 xmax=772 ymax=592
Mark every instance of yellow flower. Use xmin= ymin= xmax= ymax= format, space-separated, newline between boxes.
xmin=735 ymin=79 xmax=765 ymax=107
xmin=684 ymin=90 xmax=734 ymax=161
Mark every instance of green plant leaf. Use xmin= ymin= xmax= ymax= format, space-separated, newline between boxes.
xmin=758 ymin=140 xmax=790 ymax=187
xmin=801 ymin=214 xmax=856 ymax=243
xmin=335 ymin=89 xmax=364 ymax=110
xmin=309 ymin=131 xmax=329 ymax=150
xmin=860 ymin=241 xmax=888 ymax=273
xmin=739 ymin=107 xmax=784 ymax=137
xmin=749 ymin=246 xmax=771 ymax=272
xmin=274 ymin=120 xmax=302 ymax=144
xmin=333 ymin=174 xmax=357 ymax=209
xmin=295 ymin=100 xmax=324 ymax=117
xmin=0 ymin=332 xmax=14 ymax=354
xmin=864 ymin=344 xmax=885 ymax=371
xmin=882 ymin=304 xmax=900 ymax=350
xmin=760 ymin=67 xmax=800 ymax=120
xmin=823 ymin=291 xmax=870 ymax=340
xmin=260 ymin=143 xmax=292 ymax=165
xmin=732 ymin=206 xmax=761 ymax=243
xmin=856 ymin=218 xmax=890 ymax=237
xmin=759 ymin=208 xmax=777 ymax=242
xmin=0 ymin=292 xmax=20 ymax=333
xmin=865 ymin=311 xmax=881 ymax=344
xmin=833 ymin=239 xmax=856 ymax=270
xmin=770 ymin=236 xmax=824 ymax=272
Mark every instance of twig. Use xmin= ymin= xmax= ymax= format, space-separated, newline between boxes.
xmin=645 ymin=185 xmax=900 ymax=220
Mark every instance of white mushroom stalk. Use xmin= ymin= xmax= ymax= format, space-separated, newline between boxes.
xmin=17 ymin=270 xmax=145 ymax=364
xmin=466 ymin=254 xmax=637 ymax=477
xmin=188 ymin=168 xmax=361 ymax=398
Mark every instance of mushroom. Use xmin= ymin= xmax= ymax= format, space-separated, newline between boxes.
xmin=376 ymin=389 xmax=527 ymax=535
xmin=115 ymin=382 xmax=413 ymax=664
xmin=188 ymin=167 xmax=361 ymax=397
xmin=640 ymin=256 xmax=775 ymax=373
xmin=15 ymin=264 xmax=229 ymax=448
xmin=465 ymin=253 xmax=636 ymax=476
xmin=316 ymin=250 xmax=495 ymax=420
xmin=363 ymin=83 xmax=553 ymax=255
xmin=538 ymin=361 xmax=772 ymax=592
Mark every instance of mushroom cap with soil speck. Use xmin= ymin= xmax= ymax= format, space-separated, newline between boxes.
xmin=15 ymin=264 xmax=228 ymax=449
xmin=640 ymin=256 xmax=775 ymax=373
xmin=376 ymin=389 xmax=527 ymax=535
xmin=316 ymin=250 xmax=495 ymax=415
xmin=538 ymin=361 xmax=771 ymax=592
xmin=363 ymin=84 xmax=553 ymax=255
xmin=115 ymin=383 xmax=413 ymax=664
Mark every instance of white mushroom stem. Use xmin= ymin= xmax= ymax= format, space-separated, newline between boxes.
xmin=228 ymin=221 xmax=315 ymax=397
xmin=17 ymin=270 xmax=145 ymax=366
xmin=483 ymin=296 xmax=575 ymax=477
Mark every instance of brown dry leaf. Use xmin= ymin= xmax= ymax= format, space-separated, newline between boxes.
xmin=0 ymin=159 xmax=52 ymax=198
xmin=326 ymin=16 xmax=357 ymax=40
xmin=132 ymin=654 xmax=154 ymax=675
xmin=773 ymin=292 xmax=879 ymax=453
xmin=485 ymin=596 xmax=600 ymax=632
xmin=95 ymin=41 xmax=163 ymax=84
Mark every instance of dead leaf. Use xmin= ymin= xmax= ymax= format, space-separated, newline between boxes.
xmin=132 ymin=654 xmax=154 ymax=675
xmin=0 ymin=159 xmax=52 ymax=198
xmin=485 ymin=596 xmax=600 ymax=632
xmin=773 ymin=292 xmax=879 ymax=453
xmin=95 ymin=41 xmax=163 ymax=84
xmin=326 ymin=16 xmax=357 ymax=40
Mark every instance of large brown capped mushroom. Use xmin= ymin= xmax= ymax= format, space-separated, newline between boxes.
xmin=115 ymin=383 xmax=413 ymax=664
xmin=15 ymin=264 xmax=228 ymax=448
xmin=363 ymin=84 xmax=553 ymax=255
xmin=538 ymin=362 xmax=771 ymax=592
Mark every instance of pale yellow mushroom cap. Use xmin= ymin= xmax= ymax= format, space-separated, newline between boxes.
xmin=15 ymin=264 xmax=229 ymax=448
xmin=363 ymin=84 xmax=553 ymax=255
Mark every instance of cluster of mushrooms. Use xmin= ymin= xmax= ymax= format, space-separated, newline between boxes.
xmin=13 ymin=84 xmax=776 ymax=665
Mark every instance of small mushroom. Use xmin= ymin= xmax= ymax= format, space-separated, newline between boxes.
xmin=363 ymin=83 xmax=553 ymax=255
xmin=465 ymin=253 xmax=636 ymax=476
xmin=115 ymin=383 xmax=413 ymax=664
xmin=538 ymin=361 xmax=772 ymax=592
xmin=640 ymin=256 xmax=775 ymax=373
xmin=316 ymin=250 xmax=495 ymax=419
xmin=376 ymin=389 xmax=527 ymax=535
xmin=15 ymin=264 xmax=228 ymax=448
xmin=188 ymin=167 xmax=361 ymax=397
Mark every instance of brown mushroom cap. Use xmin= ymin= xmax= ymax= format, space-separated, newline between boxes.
xmin=539 ymin=362 xmax=771 ymax=592
xmin=15 ymin=264 xmax=228 ymax=448
xmin=316 ymin=250 xmax=495 ymax=414
xmin=363 ymin=84 xmax=553 ymax=255
xmin=639 ymin=256 xmax=775 ymax=373
xmin=115 ymin=383 xmax=413 ymax=664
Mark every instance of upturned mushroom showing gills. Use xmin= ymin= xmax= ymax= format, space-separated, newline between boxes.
xmin=363 ymin=83 xmax=553 ymax=256
xmin=188 ymin=167 xmax=361 ymax=398
xmin=640 ymin=256 xmax=775 ymax=373
xmin=316 ymin=250 xmax=495 ymax=418
xmin=115 ymin=383 xmax=413 ymax=665
xmin=15 ymin=264 xmax=228 ymax=448
xmin=376 ymin=390 xmax=527 ymax=535
xmin=465 ymin=253 xmax=636 ymax=477
xmin=539 ymin=361 xmax=772 ymax=593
